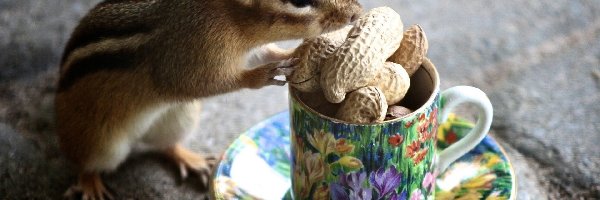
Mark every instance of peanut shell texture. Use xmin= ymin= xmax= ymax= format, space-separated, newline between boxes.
xmin=288 ymin=26 xmax=352 ymax=92
xmin=371 ymin=62 xmax=410 ymax=105
xmin=321 ymin=7 xmax=404 ymax=103
xmin=388 ymin=24 xmax=428 ymax=76
xmin=336 ymin=86 xmax=388 ymax=124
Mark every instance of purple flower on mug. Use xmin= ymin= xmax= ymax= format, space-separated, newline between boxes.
xmin=410 ymin=189 xmax=424 ymax=200
xmin=332 ymin=171 xmax=372 ymax=200
xmin=369 ymin=165 xmax=402 ymax=198
xmin=331 ymin=183 xmax=348 ymax=200
xmin=389 ymin=190 xmax=408 ymax=200
xmin=349 ymin=188 xmax=373 ymax=200
xmin=340 ymin=171 xmax=367 ymax=192
xmin=422 ymin=172 xmax=435 ymax=191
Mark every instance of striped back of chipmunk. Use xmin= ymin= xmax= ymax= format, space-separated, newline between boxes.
xmin=58 ymin=0 xmax=158 ymax=92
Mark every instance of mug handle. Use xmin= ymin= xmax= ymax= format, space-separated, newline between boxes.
xmin=435 ymin=86 xmax=493 ymax=173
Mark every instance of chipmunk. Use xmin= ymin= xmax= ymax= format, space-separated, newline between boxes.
xmin=55 ymin=0 xmax=362 ymax=199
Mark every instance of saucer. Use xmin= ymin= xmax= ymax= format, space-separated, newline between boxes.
xmin=212 ymin=111 xmax=515 ymax=200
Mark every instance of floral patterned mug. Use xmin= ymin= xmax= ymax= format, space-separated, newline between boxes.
xmin=289 ymin=58 xmax=493 ymax=200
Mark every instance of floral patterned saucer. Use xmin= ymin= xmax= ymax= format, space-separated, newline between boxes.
xmin=211 ymin=111 xmax=515 ymax=200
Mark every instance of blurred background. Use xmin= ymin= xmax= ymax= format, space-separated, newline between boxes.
xmin=0 ymin=0 xmax=598 ymax=199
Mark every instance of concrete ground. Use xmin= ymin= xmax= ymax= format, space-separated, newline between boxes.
xmin=1 ymin=0 xmax=599 ymax=199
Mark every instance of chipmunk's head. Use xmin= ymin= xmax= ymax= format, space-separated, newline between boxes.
xmin=232 ymin=0 xmax=363 ymax=41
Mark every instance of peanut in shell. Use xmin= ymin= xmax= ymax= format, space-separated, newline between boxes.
xmin=288 ymin=26 xmax=352 ymax=92
xmin=371 ymin=62 xmax=410 ymax=105
xmin=388 ymin=24 xmax=428 ymax=76
xmin=335 ymin=86 xmax=388 ymax=124
xmin=321 ymin=7 xmax=404 ymax=103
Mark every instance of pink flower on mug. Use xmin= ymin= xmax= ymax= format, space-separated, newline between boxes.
xmin=410 ymin=189 xmax=424 ymax=200
xmin=307 ymin=129 xmax=336 ymax=155
xmin=369 ymin=165 xmax=403 ymax=199
xmin=422 ymin=172 xmax=435 ymax=192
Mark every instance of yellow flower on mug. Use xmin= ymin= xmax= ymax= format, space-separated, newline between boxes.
xmin=335 ymin=138 xmax=355 ymax=154
xmin=478 ymin=153 xmax=503 ymax=168
xmin=434 ymin=190 xmax=456 ymax=200
xmin=455 ymin=190 xmax=483 ymax=200
xmin=293 ymin=167 xmax=310 ymax=199
xmin=338 ymin=156 xmax=363 ymax=170
xmin=485 ymin=191 xmax=508 ymax=200
xmin=307 ymin=129 xmax=336 ymax=155
xmin=462 ymin=173 xmax=496 ymax=189
xmin=313 ymin=185 xmax=330 ymax=200
xmin=294 ymin=144 xmax=305 ymax=167
xmin=305 ymin=152 xmax=326 ymax=184
xmin=213 ymin=176 xmax=238 ymax=200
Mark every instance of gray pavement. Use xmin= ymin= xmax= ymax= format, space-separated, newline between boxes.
xmin=1 ymin=0 xmax=599 ymax=199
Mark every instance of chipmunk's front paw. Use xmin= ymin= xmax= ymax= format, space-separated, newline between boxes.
xmin=264 ymin=43 xmax=295 ymax=62
xmin=243 ymin=58 xmax=300 ymax=89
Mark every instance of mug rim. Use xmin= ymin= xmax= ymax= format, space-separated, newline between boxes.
xmin=290 ymin=57 xmax=441 ymax=125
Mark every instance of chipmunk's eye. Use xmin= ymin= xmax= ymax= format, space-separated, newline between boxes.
xmin=288 ymin=0 xmax=314 ymax=8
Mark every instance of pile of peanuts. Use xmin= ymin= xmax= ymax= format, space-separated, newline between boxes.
xmin=288 ymin=7 xmax=428 ymax=124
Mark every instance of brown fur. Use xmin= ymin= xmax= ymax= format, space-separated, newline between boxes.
xmin=56 ymin=0 xmax=362 ymax=198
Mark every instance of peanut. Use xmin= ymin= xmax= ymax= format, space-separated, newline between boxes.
xmin=320 ymin=7 xmax=404 ymax=103
xmin=335 ymin=86 xmax=388 ymax=124
xmin=371 ymin=62 xmax=410 ymax=105
xmin=388 ymin=24 xmax=428 ymax=76
xmin=385 ymin=105 xmax=413 ymax=120
xmin=288 ymin=26 xmax=352 ymax=92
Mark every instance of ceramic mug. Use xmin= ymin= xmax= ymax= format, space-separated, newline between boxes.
xmin=289 ymin=58 xmax=493 ymax=200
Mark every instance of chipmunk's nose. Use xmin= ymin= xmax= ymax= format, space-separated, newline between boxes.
xmin=349 ymin=5 xmax=363 ymax=23
xmin=350 ymin=14 xmax=359 ymax=22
